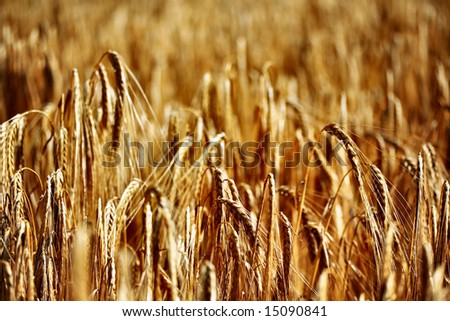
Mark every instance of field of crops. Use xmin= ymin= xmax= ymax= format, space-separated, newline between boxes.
xmin=1 ymin=0 xmax=450 ymax=300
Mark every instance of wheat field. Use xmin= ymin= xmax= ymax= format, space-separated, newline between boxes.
xmin=0 ymin=0 xmax=450 ymax=301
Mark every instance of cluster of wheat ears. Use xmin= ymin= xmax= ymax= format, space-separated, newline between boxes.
xmin=0 ymin=0 xmax=450 ymax=301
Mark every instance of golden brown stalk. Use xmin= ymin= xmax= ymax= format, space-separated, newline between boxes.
xmin=226 ymin=178 xmax=241 ymax=203
xmin=95 ymin=198 xmax=104 ymax=299
xmin=323 ymin=123 xmax=383 ymax=277
xmin=159 ymin=197 xmax=179 ymax=301
xmin=370 ymin=164 xmax=390 ymax=229
xmin=67 ymin=68 xmax=85 ymax=224
xmin=151 ymin=199 xmax=163 ymax=301
xmin=421 ymin=145 xmax=442 ymax=243
xmin=144 ymin=202 xmax=153 ymax=301
xmin=219 ymin=198 xmax=256 ymax=245
xmin=435 ymin=180 xmax=449 ymax=267
xmin=98 ymin=63 xmax=111 ymax=131
xmin=34 ymin=173 xmax=62 ymax=301
xmin=115 ymin=180 xmax=141 ymax=247
xmin=108 ymin=51 xmax=127 ymax=144
xmin=11 ymin=171 xmax=25 ymax=224
xmin=104 ymin=199 xmax=117 ymax=300
xmin=278 ymin=211 xmax=292 ymax=298
xmin=410 ymin=153 xmax=427 ymax=299
xmin=104 ymin=199 xmax=117 ymax=257
xmin=293 ymin=130 xmax=310 ymax=233
xmin=303 ymin=214 xmax=327 ymax=273
xmin=263 ymin=173 xmax=276 ymax=300
xmin=15 ymin=118 xmax=25 ymax=171
xmin=57 ymin=122 xmax=68 ymax=174
xmin=24 ymin=222 xmax=35 ymax=300
xmin=421 ymin=143 xmax=437 ymax=183
xmin=54 ymin=171 xmax=69 ymax=234
xmin=229 ymin=225 xmax=241 ymax=300
xmin=0 ymin=123 xmax=6 ymax=187
xmin=214 ymin=167 xmax=225 ymax=219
